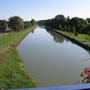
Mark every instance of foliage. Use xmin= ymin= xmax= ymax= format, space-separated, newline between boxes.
xmin=82 ymin=24 xmax=90 ymax=35
xmin=31 ymin=19 xmax=37 ymax=26
xmin=45 ymin=14 xmax=89 ymax=35
xmin=45 ymin=14 xmax=90 ymax=48
xmin=24 ymin=21 xmax=31 ymax=29
xmin=55 ymin=14 xmax=67 ymax=27
xmin=8 ymin=16 xmax=24 ymax=31
xmin=80 ymin=67 xmax=90 ymax=83
xmin=0 ymin=26 xmax=37 ymax=89
xmin=0 ymin=16 xmax=37 ymax=32
xmin=69 ymin=17 xmax=87 ymax=33
xmin=24 ymin=20 xmax=37 ymax=29
xmin=0 ymin=20 xmax=7 ymax=32
xmin=0 ymin=26 xmax=37 ymax=52
xmin=55 ymin=29 xmax=90 ymax=47
xmin=86 ymin=18 xmax=90 ymax=23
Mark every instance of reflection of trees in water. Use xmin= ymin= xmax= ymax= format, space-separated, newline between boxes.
xmin=45 ymin=27 xmax=90 ymax=55
xmin=31 ymin=29 xmax=35 ymax=33
xmin=66 ymin=39 xmax=69 ymax=42
xmin=38 ymin=26 xmax=45 ymax=29
xmin=45 ymin=27 xmax=67 ymax=43
xmin=88 ymin=51 xmax=90 ymax=55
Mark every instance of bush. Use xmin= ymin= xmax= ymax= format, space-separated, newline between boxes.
xmin=0 ymin=20 xmax=7 ymax=32
xmin=82 ymin=24 xmax=90 ymax=34
xmin=8 ymin=16 xmax=24 ymax=31
xmin=24 ymin=21 xmax=31 ymax=29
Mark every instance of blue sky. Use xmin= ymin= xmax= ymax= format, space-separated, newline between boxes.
xmin=0 ymin=0 xmax=90 ymax=21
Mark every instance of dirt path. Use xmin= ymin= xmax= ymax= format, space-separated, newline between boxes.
xmin=0 ymin=46 xmax=11 ymax=56
xmin=0 ymin=33 xmax=8 ymax=37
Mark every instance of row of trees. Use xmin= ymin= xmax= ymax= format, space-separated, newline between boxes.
xmin=0 ymin=16 xmax=37 ymax=32
xmin=0 ymin=20 xmax=7 ymax=32
xmin=45 ymin=14 xmax=90 ymax=36
xmin=24 ymin=19 xmax=37 ymax=29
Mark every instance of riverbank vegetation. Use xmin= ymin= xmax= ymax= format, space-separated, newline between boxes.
xmin=0 ymin=16 xmax=37 ymax=89
xmin=45 ymin=14 xmax=90 ymax=47
xmin=0 ymin=20 xmax=7 ymax=32
xmin=0 ymin=16 xmax=37 ymax=52
xmin=0 ymin=26 xmax=37 ymax=89
xmin=0 ymin=45 xmax=36 ymax=89
xmin=0 ymin=26 xmax=36 ymax=52
xmin=0 ymin=16 xmax=37 ymax=32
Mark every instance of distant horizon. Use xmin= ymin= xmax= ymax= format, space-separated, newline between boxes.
xmin=0 ymin=0 xmax=90 ymax=21
xmin=0 ymin=14 xmax=90 ymax=21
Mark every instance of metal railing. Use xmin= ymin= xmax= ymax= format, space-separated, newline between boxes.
xmin=7 ymin=83 xmax=90 ymax=90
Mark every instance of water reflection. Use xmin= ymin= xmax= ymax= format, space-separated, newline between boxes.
xmin=45 ymin=27 xmax=90 ymax=54
xmin=89 ymin=51 xmax=90 ymax=55
xmin=17 ymin=26 xmax=90 ymax=87
xmin=31 ymin=28 xmax=35 ymax=33
xmin=45 ymin=27 xmax=67 ymax=43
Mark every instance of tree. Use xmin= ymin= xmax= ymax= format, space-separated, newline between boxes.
xmin=0 ymin=20 xmax=7 ymax=32
xmin=58 ymin=24 xmax=62 ymax=30
xmin=45 ymin=14 xmax=89 ymax=36
xmin=82 ymin=24 xmax=90 ymax=35
xmin=63 ymin=26 xmax=67 ymax=31
xmin=8 ymin=16 xmax=24 ymax=31
xmin=55 ymin=14 xmax=65 ymax=21
xmin=70 ymin=17 xmax=87 ymax=33
xmin=86 ymin=18 xmax=90 ymax=23
xmin=24 ymin=21 xmax=31 ymax=29
xmin=70 ymin=26 xmax=76 ymax=35
xmin=31 ymin=19 xmax=36 ymax=26
xmin=55 ymin=14 xmax=67 ymax=26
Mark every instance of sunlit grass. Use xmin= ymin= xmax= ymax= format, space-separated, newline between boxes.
xmin=0 ymin=26 xmax=36 ymax=52
xmin=0 ymin=46 xmax=36 ymax=89
xmin=0 ymin=26 xmax=37 ymax=89
xmin=56 ymin=30 xmax=90 ymax=47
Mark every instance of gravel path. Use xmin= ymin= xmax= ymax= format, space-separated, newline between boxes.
xmin=0 ymin=33 xmax=8 ymax=36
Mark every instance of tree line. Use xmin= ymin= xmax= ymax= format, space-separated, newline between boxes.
xmin=0 ymin=16 xmax=37 ymax=32
xmin=45 ymin=14 xmax=90 ymax=36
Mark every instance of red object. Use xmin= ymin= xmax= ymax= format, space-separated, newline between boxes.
xmin=84 ymin=67 xmax=90 ymax=74
xmin=80 ymin=72 xmax=84 ymax=76
xmin=84 ymin=70 xmax=88 ymax=74
xmin=87 ymin=73 xmax=90 ymax=80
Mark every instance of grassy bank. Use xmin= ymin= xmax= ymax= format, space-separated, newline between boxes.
xmin=56 ymin=30 xmax=90 ymax=47
xmin=0 ymin=26 xmax=36 ymax=52
xmin=46 ymin=27 xmax=90 ymax=50
xmin=0 ymin=46 xmax=36 ymax=89
xmin=0 ymin=26 xmax=37 ymax=89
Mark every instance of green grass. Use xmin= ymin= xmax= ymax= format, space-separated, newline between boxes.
xmin=0 ymin=26 xmax=36 ymax=52
xmin=0 ymin=26 xmax=37 ymax=89
xmin=55 ymin=30 xmax=90 ymax=47
xmin=0 ymin=46 xmax=36 ymax=89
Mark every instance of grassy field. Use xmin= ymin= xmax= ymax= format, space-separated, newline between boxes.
xmin=0 ymin=46 xmax=36 ymax=89
xmin=55 ymin=30 xmax=90 ymax=47
xmin=0 ymin=26 xmax=37 ymax=89
xmin=0 ymin=26 xmax=36 ymax=52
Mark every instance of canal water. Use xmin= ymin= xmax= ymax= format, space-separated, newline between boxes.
xmin=17 ymin=26 xmax=90 ymax=87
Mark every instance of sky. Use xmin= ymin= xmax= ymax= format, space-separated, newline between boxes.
xmin=0 ymin=0 xmax=90 ymax=21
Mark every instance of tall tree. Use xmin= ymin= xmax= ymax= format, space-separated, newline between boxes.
xmin=8 ymin=16 xmax=24 ymax=31
xmin=82 ymin=24 xmax=90 ymax=35
xmin=55 ymin=14 xmax=67 ymax=26
xmin=31 ymin=19 xmax=36 ymax=26
xmin=86 ymin=18 xmax=90 ymax=23
xmin=0 ymin=20 xmax=7 ymax=32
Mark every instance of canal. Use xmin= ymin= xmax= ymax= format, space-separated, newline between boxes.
xmin=17 ymin=26 xmax=90 ymax=87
